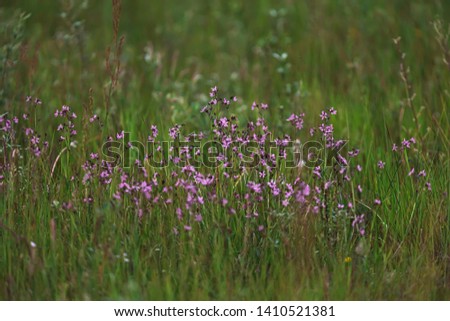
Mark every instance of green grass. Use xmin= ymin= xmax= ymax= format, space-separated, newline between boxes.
xmin=0 ymin=0 xmax=449 ymax=300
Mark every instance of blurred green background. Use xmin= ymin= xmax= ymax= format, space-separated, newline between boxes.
xmin=1 ymin=0 xmax=449 ymax=300
xmin=1 ymin=0 xmax=448 ymax=137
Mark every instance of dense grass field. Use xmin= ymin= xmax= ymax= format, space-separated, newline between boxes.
xmin=1 ymin=0 xmax=449 ymax=300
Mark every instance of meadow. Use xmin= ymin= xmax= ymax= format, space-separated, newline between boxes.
xmin=0 ymin=0 xmax=449 ymax=300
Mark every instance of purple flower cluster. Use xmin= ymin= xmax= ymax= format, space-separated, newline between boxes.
xmin=54 ymin=105 xmax=78 ymax=143
xmin=1 ymin=87 xmax=438 ymax=240
xmin=392 ymin=137 xmax=431 ymax=191
xmin=201 ymin=86 xmax=237 ymax=114
xmin=287 ymin=113 xmax=305 ymax=130
xmin=80 ymin=92 xmax=376 ymax=236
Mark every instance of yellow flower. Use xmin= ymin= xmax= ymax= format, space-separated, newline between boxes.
xmin=344 ymin=256 xmax=352 ymax=263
